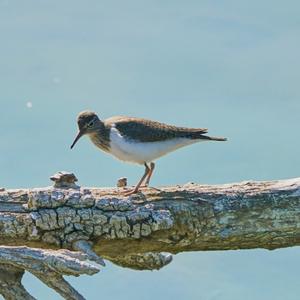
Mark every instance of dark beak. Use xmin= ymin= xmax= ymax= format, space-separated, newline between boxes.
xmin=70 ymin=131 xmax=83 ymax=149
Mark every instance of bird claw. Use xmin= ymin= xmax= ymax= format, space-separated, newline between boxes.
xmin=123 ymin=189 xmax=140 ymax=196
xmin=140 ymin=186 xmax=161 ymax=192
xmin=122 ymin=186 xmax=161 ymax=196
xmin=140 ymin=184 xmax=149 ymax=188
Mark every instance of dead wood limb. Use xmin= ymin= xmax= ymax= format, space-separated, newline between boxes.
xmin=0 ymin=171 xmax=299 ymax=299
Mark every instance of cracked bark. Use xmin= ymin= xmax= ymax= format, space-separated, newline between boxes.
xmin=0 ymin=172 xmax=299 ymax=299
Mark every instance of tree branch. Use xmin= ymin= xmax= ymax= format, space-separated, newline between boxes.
xmin=0 ymin=171 xmax=299 ymax=299
xmin=0 ymin=245 xmax=100 ymax=300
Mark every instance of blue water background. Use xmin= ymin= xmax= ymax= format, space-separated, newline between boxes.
xmin=1 ymin=1 xmax=300 ymax=299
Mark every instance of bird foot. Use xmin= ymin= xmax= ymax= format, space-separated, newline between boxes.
xmin=140 ymin=186 xmax=161 ymax=192
xmin=123 ymin=188 xmax=140 ymax=196
xmin=140 ymin=184 xmax=149 ymax=188
xmin=122 ymin=186 xmax=161 ymax=196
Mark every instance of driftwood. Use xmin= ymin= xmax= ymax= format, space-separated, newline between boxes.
xmin=0 ymin=171 xmax=299 ymax=299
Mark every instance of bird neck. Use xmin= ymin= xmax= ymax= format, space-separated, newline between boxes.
xmin=88 ymin=123 xmax=111 ymax=152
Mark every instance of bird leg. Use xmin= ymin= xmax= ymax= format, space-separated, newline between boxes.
xmin=123 ymin=163 xmax=150 ymax=196
xmin=143 ymin=162 xmax=155 ymax=187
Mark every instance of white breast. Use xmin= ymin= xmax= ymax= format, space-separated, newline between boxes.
xmin=108 ymin=125 xmax=200 ymax=164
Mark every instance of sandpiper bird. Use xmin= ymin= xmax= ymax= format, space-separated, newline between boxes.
xmin=70 ymin=111 xmax=227 ymax=195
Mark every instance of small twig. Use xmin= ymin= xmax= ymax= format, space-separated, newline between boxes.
xmin=73 ymin=240 xmax=106 ymax=267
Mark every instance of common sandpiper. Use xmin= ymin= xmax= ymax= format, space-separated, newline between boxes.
xmin=70 ymin=111 xmax=227 ymax=195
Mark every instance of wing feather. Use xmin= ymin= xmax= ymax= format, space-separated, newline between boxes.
xmin=105 ymin=116 xmax=208 ymax=142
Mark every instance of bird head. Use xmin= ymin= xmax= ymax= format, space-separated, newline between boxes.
xmin=70 ymin=111 xmax=101 ymax=149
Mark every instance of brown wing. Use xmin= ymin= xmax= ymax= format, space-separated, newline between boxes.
xmin=105 ymin=116 xmax=208 ymax=142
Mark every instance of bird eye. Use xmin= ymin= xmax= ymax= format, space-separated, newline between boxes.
xmin=87 ymin=121 xmax=94 ymax=128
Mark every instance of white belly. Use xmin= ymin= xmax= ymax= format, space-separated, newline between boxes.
xmin=109 ymin=126 xmax=199 ymax=164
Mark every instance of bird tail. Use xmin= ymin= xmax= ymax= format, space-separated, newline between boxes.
xmin=199 ymin=135 xmax=227 ymax=141
xmin=182 ymin=129 xmax=227 ymax=141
